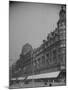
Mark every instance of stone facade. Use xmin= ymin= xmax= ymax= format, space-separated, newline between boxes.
xmin=11 ymin=5 xmax=66 ymax=79
xmin=32 ymin=5 xmax=66 ymax=76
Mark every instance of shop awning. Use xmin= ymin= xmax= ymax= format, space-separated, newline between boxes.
xmin=27 ymin=71 xmax=60 ymax=80
xmin=11 ymin=71 xmax=60 ymax=80
xmin=17 ymin=77 xmax=25 ymax=80
xmin=11 ymin=78 xmax=16 ymax=80
xmin=11 ymin=77 xmax=25 ymax=80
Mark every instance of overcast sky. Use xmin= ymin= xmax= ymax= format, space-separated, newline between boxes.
xmin=9 ymin=2 xmax=61 ymax=66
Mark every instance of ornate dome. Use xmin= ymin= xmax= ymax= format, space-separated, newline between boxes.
xmin=22 ymin=43 xmax=33 ymax=55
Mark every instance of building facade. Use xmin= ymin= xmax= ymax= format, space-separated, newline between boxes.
xmin=32 ymin=5 xmax=66 ymax=77
xmin=10 ymin=5 xmax=66 ymax=84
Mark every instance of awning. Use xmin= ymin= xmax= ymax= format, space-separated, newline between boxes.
xmin=11 ymin=78 xmax=16 ymax=80
xmin=11 ymin=77 xmax=25 ymax=80
xmin=17 ymin=77 xmax=25 ymax=80
xmin=11 ymin=71 xmax=60 ymax=80
xmin=27 ymin=71 xmax=60 ymax=80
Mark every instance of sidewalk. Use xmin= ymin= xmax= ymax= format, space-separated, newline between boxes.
xmin=9 ymin=81 xmax=66 ymax=89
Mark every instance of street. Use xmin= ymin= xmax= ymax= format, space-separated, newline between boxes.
xmin=9 ymin=81 xmax=66 ymax=89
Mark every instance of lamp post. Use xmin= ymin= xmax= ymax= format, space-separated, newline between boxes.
xmin=31 ymin=50 xmax=35 ymax=87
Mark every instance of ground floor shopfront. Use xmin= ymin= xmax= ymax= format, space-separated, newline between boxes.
xmin=10 ymin=69 xmax=66 ymax=88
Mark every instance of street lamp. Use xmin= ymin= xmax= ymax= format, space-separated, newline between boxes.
xmin=31 ymin=50 xmax=35 ymax=87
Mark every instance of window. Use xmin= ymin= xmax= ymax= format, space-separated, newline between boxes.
xmin=42 ymin=56 xmax=45 ymax=64
xmin=46 ymin=53 xmax=49 ymax=64
xmin=53 ymin=50 xmax=57 ymax=64
xmin=55 ymin=35 xmax=59 ymax=41
xmin=59 ymin=33 xmax=65 ymax=40
xmin=59 ymin=25 xmax=65 ymax=29
xmin=58 ymin=48 xmax=65 ymax=53
xmin=60 ymin=40 xmax=66 ymax=47
xmin=36 ymin=58 xmax=40 ymax=69
xmin=59 ymin=54 xmax=65 ymax=65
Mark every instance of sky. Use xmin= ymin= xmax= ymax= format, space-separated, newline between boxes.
xmin=9 ymin=2 xmax=61 ymax=66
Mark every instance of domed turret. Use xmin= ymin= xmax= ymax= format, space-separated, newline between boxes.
xmin=22 ymin=43 xmax=33 ymax=55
